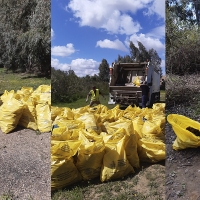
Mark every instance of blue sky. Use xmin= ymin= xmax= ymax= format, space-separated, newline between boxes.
xmin=51 ymin=0 xmax=165 ymax=77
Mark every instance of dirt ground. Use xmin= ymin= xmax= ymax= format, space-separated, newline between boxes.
xmin=0 ymin=127 xmax=51 ymax=200
xmin=166 ymin=105 xmax=200 ymax=200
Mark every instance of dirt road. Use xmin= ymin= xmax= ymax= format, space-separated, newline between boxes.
xmin=0 ymin=127 xmax=51 ymax=200
xmin=166 ymin=105 xmax=200 ymax=200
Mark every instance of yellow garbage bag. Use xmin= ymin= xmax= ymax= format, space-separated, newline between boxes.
xmin=0 ymin=98 xmax=24 ymax=133
xmin=51 ymin=126 xmax=71 ymax=141
xmin=72 ymin=106 xmax=90 ymax=119
xmin=133 ymin=76 xmax=140 ymax=86
xmin=100 ymin=134 xmax=134 ymax=182
xmin=88 ymin=104 xmax=108 ymax=114
xmin=0 ymin=90 xmax=21 ymax=103
xmin=104 ymin=121 xmax=139 ymax=169
xmin=18 ymin=98 xmax=38 ymax=130
xmin=137 ymin=137 xmax=166 ymax=163
xmin=77 ymin=113 xmax=99 ymax=133
xmin=76 ymin=150 xmax=105 ymax=181
xmin=53 ymin=118 xmax=85 ymax=130
xmin=99 ymin=110 xmax=115 ymax=123
xmin=16 ymin=87 xmax=34 ymax=102
xmin=31 ymin=85 xmax=51 ymax=105
xmin=76 ymin=131 xmax=105 ymax=180
xmin=51 ymin=157 xmax=82 ymax=191
xmin=132 ymin=117 xmax=144 ymax=139
xmin=78 ymin=131 xmax=105 ymax=154
xmin=51 ymin=106 xmax=64 ymax=121
xmin=62 ymin=107 xmax=74 ymax=120
xmin=51 ymin=140 xmax=82 ymax=159
xmin=167 ymin=114 xmax=200 ymax=150
xmin=141 ymin=120 xmax=163 ymax=139
xmin=152 ymin=103 xmax=165 ymax=112
xmin=110 ymin=105 xmax=124 ymax=121
xmin=33 ymin=84 xmax=51 ymax=93
xmin=36 ymin=103 xmax=51 ymax=132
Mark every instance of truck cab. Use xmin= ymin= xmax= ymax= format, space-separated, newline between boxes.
xmin=108 ymin=62 xmax=160 ymax=107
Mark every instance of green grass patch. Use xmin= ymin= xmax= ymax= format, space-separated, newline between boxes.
xmin=0 ymin=191 xmax=14 ymax=200
xmin=52 ymin=95 xmax=117 ymax=109
xmin=0 ymin=69 xmax=50 ymax=94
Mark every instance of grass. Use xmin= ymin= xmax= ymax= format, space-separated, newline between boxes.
xmin=53 ymin=90 xmax=166 ymax=109
xmin=52 ymin=95 xmax=117 ymax=109
xmin=0 ymin=68 xmax=51 ymax=94
xmin=51 ymin=163 xmax=165 ymax=200
xmin=0 ymin=191 xmax=14 ymax=200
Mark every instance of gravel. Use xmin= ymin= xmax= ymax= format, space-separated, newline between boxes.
xmin=0 ymin=126 xmax=51 ymax=200
xmin=165 ymin=103 xmax=200 ymax=199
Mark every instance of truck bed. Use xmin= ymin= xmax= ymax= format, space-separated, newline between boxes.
xmin=109 ymin=86 xmax=142 ymax=105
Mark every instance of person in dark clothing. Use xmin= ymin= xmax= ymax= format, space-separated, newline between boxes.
xmin=140 ymin=81 xmax=150 ymax=108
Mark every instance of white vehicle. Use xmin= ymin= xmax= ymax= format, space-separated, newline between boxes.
xmin=108 ymin=62 xmax=160 ymax=107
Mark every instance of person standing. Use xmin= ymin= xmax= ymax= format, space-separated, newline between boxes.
xmin=140 ymin=81 xmax=150 ymax=108
xmin=86 ymin=86 xmax=106 ymax=107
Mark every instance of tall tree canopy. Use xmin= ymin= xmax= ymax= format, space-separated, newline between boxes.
xmin=166 ymin=0 xmax=200 ymax=26
xmin=98 ymin=59 xmax=110 ymax=82
xmin=129 ymin=41 xmax=162 ymax=74
xmin=166 ymin=0 xmax=200 ymax=74
xmin=0 ymin=0 xmax=50 ymax=77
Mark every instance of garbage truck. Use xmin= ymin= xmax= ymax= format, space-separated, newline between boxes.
xmin=108 ymin=61 xmax=161 ymax=107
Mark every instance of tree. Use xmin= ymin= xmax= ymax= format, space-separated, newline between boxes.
xmin=129 ymin=41 xmax=162 ymax=74
xmin=98 ymin=59 xmax=110 ymax=82
xmin=138 ymin=41 xmax=150 ymax=62
xmin=166 ymin=0 xmax=200 ymax=26
xmin=148 ymin=48 xmax=162 ymax=76
xmin=0 ymin=0 xmax=50 ymax=77
xmin=115 ymin=55 xmax=133 ymax=63
xmin=166 ymin=0 xmax=200 ymax=74
xmin=129 ymin=41 xmax=140 ymax=61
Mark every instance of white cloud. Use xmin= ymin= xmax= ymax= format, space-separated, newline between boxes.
xmin=66 ymin=0 xmax=161 ymax=35
xmin=144 ymin=0 xmax=165 ymax=19
xmin=51 ymin=29 xmax=54 ymax=39
xmin=146 ymin=25 xmax=165 ymax=39
xmin=51 ymin=43 xmax=76 ymax=57
xmin=125 ymin=33 xmax=165 ymax=54
xmin=51 ymin=58 xmax=100 ymax=77
xmin=96 ymin=39 xmax=128 ymax=52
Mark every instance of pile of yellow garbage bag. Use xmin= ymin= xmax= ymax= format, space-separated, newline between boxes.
xmin=167 ymin=114 xmax=200 ymax=150
xmin=0 ymin=85 xmax=51 ymax=134
xmin=51 ymin=103 xmax=166 ymax=190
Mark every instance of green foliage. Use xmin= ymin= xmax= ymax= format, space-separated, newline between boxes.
xmin=0 ymin=0 xmax=50 ymax=77
xmin=166 ymin=0 xmax=200 ymax=26
xmin=128 ymin=41 xmax=162 ymax=74
xmin=115 ymin=54 xmax=133 ymax=63
xmin=51 ymin=67 xmax=109 ymax=104
xmin=98 ymin=59 xmax=110 ymax=82
xmin=166 ymin=1 xmax=200 ymax=74
xmin=149 ymin=48 xmax=162 ymax=76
